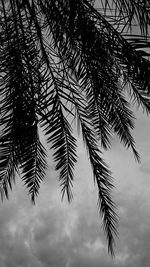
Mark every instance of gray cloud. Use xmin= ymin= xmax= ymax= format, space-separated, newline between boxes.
xmin=0 ymin=179 xmax=150 ymax=267
xmin=140 ymin=160 xmax=150 ymax=174
xmin=0 ymin=127 xmax=150 ymax=267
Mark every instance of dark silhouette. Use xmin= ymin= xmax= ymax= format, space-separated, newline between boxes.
xmin=0 ymin=0 xmax=150 ymax=255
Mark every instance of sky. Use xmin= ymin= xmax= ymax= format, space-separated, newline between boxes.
xmin=0 ymin=2 xmax=150 ymax=266
xmin=0 ymin=106 xmax=150 ymax=267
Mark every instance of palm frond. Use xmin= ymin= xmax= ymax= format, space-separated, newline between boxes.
xmin=34 ymin=0 xmax=150 ymax=253
xmin=39 ymin=64 xmax=77 ymax=202
xmin=21 ymin=137 xmax=47 ymax=203
xmin=1 ymin=0 xmax=150 ymax=256
xmin=0 ymin=4 xmax=47 ymax=202
xmin=0 ymin=118 xmax=18 ymax=200
xmin=72 ymin=89 xmax=118 ymax=256
xmin=83 ymin=1 xmax=150 ymax=111
xmin=100 ymin=0 xmax=150 ymax=36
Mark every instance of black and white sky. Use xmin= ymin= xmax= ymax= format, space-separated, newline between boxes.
xmin=0 ymin=1 xmax=150 ymax=265
xmin=0 ymin=106 xmax=150 ymax=267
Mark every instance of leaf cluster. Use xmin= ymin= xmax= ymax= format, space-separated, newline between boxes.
xmin=0 ymin=0 xmax=150 ymax=255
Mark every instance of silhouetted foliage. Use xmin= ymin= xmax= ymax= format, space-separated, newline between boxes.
xmin=0 ymin=0 xmax=150 ymax=255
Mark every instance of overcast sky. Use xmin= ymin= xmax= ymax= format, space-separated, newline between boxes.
xmin=0 ymin=105 xmax=150 ymax=267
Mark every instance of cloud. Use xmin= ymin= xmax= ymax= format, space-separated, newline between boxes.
xmin=0 ymin=171 xmax=149 ymax=267
xmin=30 ymin=199 xmax=110 ymax=267
xmin=0 ymin=113 xmax=150 ymax=267
xmin=0 ymin=161 xmax=110 ymax=267
xmin=113 ymin=184 xmax=150 ymax=267
xmin=140 ymin=159 xmax=150 ymax=174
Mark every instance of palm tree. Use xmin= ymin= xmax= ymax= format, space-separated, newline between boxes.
xmin=0 ymin=0 xmax=150 ymax=255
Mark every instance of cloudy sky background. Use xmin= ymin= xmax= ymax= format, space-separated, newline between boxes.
xmin=0 ymin=104 xmax=150 ymax=267
xmin=1 ymin=1 xmax=150 ymax=267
